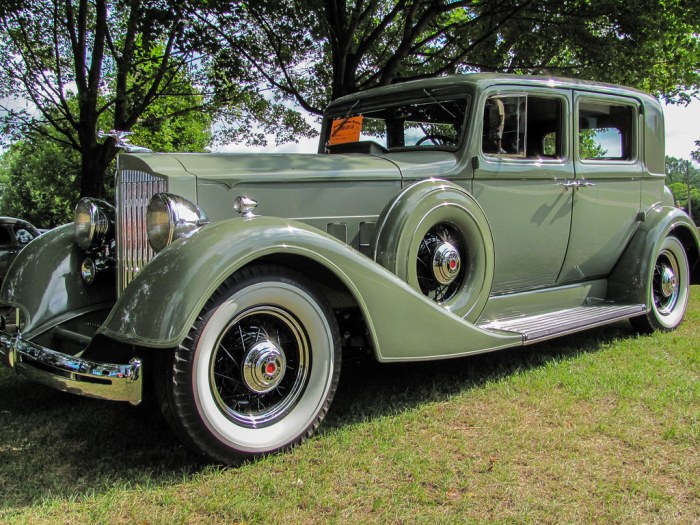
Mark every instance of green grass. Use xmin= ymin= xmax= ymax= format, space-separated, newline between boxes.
xmin=1 ymin=288 xmax=698 ymax=524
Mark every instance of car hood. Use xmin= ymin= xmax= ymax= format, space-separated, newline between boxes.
xmin=119 ymin=150 xmax=460 ymax=186
xmin=127 ymin=152 xmax=402 ymax=185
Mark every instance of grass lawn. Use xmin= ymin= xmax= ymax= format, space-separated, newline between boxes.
xmin=1 ymin=287 xmax=698 ymax=524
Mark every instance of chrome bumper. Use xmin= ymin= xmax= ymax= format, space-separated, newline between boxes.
xmin=0 ymin=330 xmax=142 ymax=405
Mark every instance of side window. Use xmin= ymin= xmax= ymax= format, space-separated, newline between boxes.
xmin=482 ymin=95 xmax=563 ymax=159
xmin=578 ymin=101 xmax=635 ymax=161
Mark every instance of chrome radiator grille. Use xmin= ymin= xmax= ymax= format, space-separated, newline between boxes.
xmin=116 ymin=170 xmax=167 ymax=292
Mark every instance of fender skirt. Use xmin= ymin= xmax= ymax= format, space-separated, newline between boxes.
xmin=98 ymin=216 xmax=520 ymax=361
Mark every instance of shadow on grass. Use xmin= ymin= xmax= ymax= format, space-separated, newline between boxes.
xmin=326 ymin=320 xmax=637 ymax=428
xmin=0 ymin=320 xmax=636 ymax=509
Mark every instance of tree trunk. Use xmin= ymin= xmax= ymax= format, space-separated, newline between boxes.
xmin=79 ymin=141 xmax=118 ymax=199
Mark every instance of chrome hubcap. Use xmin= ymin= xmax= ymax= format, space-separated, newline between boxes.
xmin=432 ymin=242 xmax=461 ymax=285
xmin=242 ymin=341 xmax=286 ymax=394
xmin=209 ymin=306 xmax=309 ymax=428
xmin=660 ymin=266 xmax=678 ymax=299
xmin=653 ymin=250 xmax=680 ymax=316
xmin=417 ymin=223 xmax=466 ymax=303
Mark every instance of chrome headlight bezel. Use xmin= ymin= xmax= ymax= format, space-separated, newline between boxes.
xmin=146 ymin=193 xmax=208 ymax=252
xmin=74 ymin=198 xmax=114 ymax=250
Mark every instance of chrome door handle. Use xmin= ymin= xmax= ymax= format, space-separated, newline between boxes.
xmin=558 ymin=181 xmax=578 ymax=190
xmin=557 ymin=180 xmax=596 ymax=191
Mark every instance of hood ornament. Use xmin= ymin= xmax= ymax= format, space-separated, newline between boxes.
xmin=98 ymin=130 xmax=152 ymax=153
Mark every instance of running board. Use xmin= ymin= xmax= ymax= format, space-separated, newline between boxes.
xmin=478 ymin=304 xmax=646 ymax=344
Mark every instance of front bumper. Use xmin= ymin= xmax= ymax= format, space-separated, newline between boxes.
xmin=0 ymin=329 xmax=142 ymax=405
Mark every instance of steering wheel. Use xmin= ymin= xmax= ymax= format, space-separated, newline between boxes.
xmin=415 ymin=134 xmax=456 ymax=146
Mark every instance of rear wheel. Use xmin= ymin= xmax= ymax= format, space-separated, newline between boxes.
xmin=631 ymin=236 xmax=689 ymax=333
xmin=159 ymin=265 xmax=341 ymax=463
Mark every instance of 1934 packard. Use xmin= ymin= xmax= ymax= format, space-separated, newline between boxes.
xmin=1 ymin=74 xmax=698 ymax=463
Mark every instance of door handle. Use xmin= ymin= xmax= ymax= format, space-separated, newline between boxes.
xmin=557 ymin=180 xmax=596 ymax=191
xmin=557 ymin=181 xmax=578 ymax=190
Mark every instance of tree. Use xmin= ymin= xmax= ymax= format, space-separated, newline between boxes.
xmin=666 ymin=156 xmax=700 ymax=186
xmin=667 ymin=181 xmax=700 ymax=223
xmin=0 ymin=0 xmax=308 ymax=199
xmin=0 ymin=138 xmax=81 ymax=227
xmin=692 ymin=140 xmax=700 ymax=166
xmin=200 ymin=0 xmax=700 ymax=119
xmin=0 ymin=0 xmax=199 ymax=198
xmin=0 ymin=85 xmax=212 ymax=226
xmin=666 ymin=156 xmax=700 ymax=224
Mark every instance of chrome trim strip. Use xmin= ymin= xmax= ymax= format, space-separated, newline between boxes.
xmin=0 ymin=330 xmax=142 ymax=405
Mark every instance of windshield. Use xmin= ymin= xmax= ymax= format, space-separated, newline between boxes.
xmin=323 ymin=90 xmax=470 ymax=153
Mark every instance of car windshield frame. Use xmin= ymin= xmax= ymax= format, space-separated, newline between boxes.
xmin=322 ymin=86 xmax=473 ymax=154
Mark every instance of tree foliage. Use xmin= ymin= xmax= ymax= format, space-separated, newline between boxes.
xmin=0 ymin=0 xmax=200 ymax=197
xmin=0 ymin=137 xmax=80 ymax=226
xmin=666 ymin=156 xmax=700 ymax=186
xmin=2 ymin=0 xmax=699 ymax=205
xmin=666 ymin=156 xmax=700 ymax=224
xmin=201 ymin=0 xmax=700 ymax=118
xmin=692 ymin=140 xmax=700 ymax=166
xmin=0 ymin=87 xmax=212 ymax=226
xmin=0 ymin=0 xmax=314 ymax=199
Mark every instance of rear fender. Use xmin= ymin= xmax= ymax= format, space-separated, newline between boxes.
xmin=608 ymin=205 xmax=700 ymax=305
xmin=99 ymin=217 xmax=520 ymax=361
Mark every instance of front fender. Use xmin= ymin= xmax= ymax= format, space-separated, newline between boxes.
xmin=608 ymin=205 xmax=700 ymax=305
xmin=0 ymin=224 xmax=116 ymax=338
xmin=99 ymin=216 xmax=520 ymax=361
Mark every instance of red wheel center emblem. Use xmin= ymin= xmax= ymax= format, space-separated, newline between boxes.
xmin=449 ymin=259 xmax=457 ymax=270
xmin=265 ymin=362 xmax=277 ymax=375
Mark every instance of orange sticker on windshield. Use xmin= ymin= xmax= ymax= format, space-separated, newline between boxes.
xmin=329 ymin=116 xmax=363 ymax=145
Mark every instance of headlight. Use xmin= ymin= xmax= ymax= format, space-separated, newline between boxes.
xmin=74 ymin=198 xmax=114 ymax=250
xmin=146 ymin=193 xmax=208 ymax=252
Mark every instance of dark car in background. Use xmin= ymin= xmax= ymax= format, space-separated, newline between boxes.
xmin=0 ymin=217 xmax=40 ymax=283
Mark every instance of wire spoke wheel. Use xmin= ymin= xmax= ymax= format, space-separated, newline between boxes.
xmin=416 ymin=223 xmax=466 ymax=303
xmin=211 ymin=306 xmax=309 ymax=428
xmin=631 ymin=236 xmax=689 ymax=333
xmin=159 ymin=265 xmax=341 ymax=463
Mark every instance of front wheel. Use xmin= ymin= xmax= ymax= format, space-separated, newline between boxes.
xmin=159 ymin=265 xmax=341 ymax=463
xmin=631 ymin=236 xmax=690 ymax=333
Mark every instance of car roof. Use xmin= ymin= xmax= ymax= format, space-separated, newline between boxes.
xmin=0 ymin=217 xmax=38 ymax=229
xmin=327 ymin=73 xmax=656 ymax=109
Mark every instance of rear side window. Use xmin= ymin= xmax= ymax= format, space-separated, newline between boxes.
xmin=482 ymin=94 xmax=564 ymax=159
xmin=578 ymin=101 xmax=635 ymax=161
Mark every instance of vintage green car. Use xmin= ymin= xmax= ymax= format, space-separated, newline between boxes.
xmin=1 ymin=74 xmax=698 ymax=463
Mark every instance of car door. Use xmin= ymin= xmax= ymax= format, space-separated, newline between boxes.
xmin=557 ymin=92 xmax=642 ymax=283
xmin=471 ymin=88 xmax=574 ymax=293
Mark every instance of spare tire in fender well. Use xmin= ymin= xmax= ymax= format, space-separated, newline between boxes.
xmin=372 ymin=179 xmax=495 ymax=322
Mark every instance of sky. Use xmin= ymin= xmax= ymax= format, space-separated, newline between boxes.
xmin=663 ymin=100 xmax=700 ymax=160
xmin=217 ymin=100 xmax=700 ymax=162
